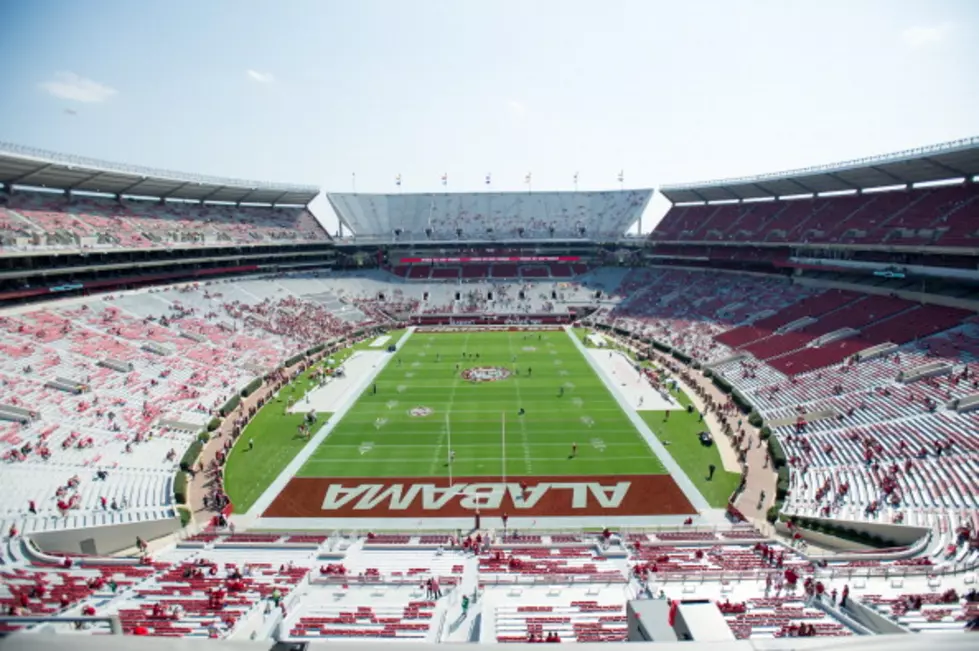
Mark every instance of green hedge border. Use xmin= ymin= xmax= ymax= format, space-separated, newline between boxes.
xmin=179 ymin=441 xmax=203 ymax=472
xmin=776 ymin=466 xmax=790 ymax=500
xmin=170 ymin=335 xmax=353 ymax=523
xmin=173 ymin=472 xmax=188 ymax=505
xmin=766 ymin=502 xmax=783 ymax=523
xmin=768 ymin=436 xmax=786 ymax=468
xmin=240 ymin=377 xmax=263 ymax=398
xmin=219 ymin=395 xmax=240 ymax=417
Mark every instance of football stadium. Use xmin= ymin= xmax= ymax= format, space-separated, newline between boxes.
xmin=2 ymin=137 xmax=979 ymax=650
xmin=2 ymin=3 xmax=979 ymax=649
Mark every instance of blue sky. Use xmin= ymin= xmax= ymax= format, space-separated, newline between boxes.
xmin=1 ymin=0 xmax=977 ymax=233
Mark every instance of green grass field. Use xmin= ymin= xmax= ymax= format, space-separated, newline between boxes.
xmin=225 ymin=331 xmax=401 ymax=511
xmin=226 ymin=328 xmax=739 ymax=513
xmin=297 ymin=330 xmax=666 ymax=479
xmin=639 ymin=393 xmax=741 ymax=507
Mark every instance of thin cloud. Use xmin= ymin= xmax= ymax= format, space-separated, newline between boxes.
xmin=506 ymin=99 xmax=527 ymax=116
xmin=247 ymin=69 xmax=275 ymax=83
xmin=901 ymin=25 xmax=949 ymax=48
xmin=39 ymin=72 xmax=117 ymax=103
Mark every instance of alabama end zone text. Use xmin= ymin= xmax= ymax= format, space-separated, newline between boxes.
xmin=263 ymin=475 xmax=695 ymax=518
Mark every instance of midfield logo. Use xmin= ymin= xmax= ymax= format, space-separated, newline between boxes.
xmin=460 ymin=366 xmax=511 ymax=383
xmin=320 ymin=481 xmax=631 ymax=511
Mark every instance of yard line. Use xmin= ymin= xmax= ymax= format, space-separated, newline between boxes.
xmin=303 ymin=455 xmax=649 ymax=464
xmin=308 ymin=442 xmax=642 ymax=449
xmin=506 ymin=332 xmax=534 ymax=474
xmin=339 ymin=407 xmax=628 ymax=414
xmin=427 ymin=332 xmax=471 ymax=475
xmin=326 ymin=428 xmax=642 ymax=437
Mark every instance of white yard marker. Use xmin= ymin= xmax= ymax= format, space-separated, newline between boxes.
xmin=446 ymin=412 xmax=453 ymax=487
xmin=501 ymin=411 xmax=507 ymax=486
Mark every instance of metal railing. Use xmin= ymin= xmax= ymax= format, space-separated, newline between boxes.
xmin=660 ymin=135 xmax=979 ymax=191
xmin=0 ymin=615 xmax=122 ymax=635
xmin=0 ymin=141 xmax=319 ymax=193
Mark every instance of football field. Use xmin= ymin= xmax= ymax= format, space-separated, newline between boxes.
xmin=296 ymin=330 xmax=667 ymax=479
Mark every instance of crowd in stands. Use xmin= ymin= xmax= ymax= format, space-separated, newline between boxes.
xmin=583 ymin=267 xmax=978 ymax=549
xmin=0 ymin=192 xmax=329 ymax=251
xmin=651 ymin=182 xmax=979 ymax=248
xmin=601 ymin=268 xmax=806 ymax=362
xmin=357 ymin=267 xmax=602 ymax=316
xmin=0 ymin=273 xmax=378 ymax=539
xmin=5 ymin=524 xmax=976 ymax=641
xmin=1 ymin=261 xmax=978 ymax=643
xmin=330 ymin=190 xmax=649 ymax=242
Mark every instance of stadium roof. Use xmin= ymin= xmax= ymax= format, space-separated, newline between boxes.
xmin=0 ymin=142 xmax=319 ymax=205
xmin=660 ymin=135 xmax=979 ymax=204
xmin=327 ymin=189 xmax=653 ymax=242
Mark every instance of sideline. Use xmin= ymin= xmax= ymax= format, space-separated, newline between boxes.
xmin=656 ymin=367 xmax=743 ymax=475
xmin=563 ymin=326 xmax=711 ymax=513
xmin=241 ymin=328 xmax=415 ymax=523
xmin=598 ymin=329 xmax=777 ymax=524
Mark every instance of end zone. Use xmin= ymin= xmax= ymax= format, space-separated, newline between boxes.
xmin=261 ymin=474 xmax=695 ymax=519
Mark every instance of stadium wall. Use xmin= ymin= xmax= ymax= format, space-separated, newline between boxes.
xmin=642 ymin=262 xmax=787 ymax=280
xmin=409 ymin=314 xmax=574 ymax=326
xmin=794 ymin=277 xmax=979 ymax=311
xmin=775 ymin=519 xmax=929 ymax=550
xmin=840 ymin=599 xmax=911 ymax=635
xmin=29 ymin=516 xmax=181 ymax=556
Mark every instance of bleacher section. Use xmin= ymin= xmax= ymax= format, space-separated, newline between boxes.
xmin=4 ymin=525 xmax=978 ymax=641
xmin=602 ymin=268 xmax=809 ymax=362
xmin=0 ymin=192 xmax=329 ymax=251
xmin=651 ymin=183 xmax=979 ymax=248
xmin=1 ymin=262 xmax=979 ymax=643
xmin=711 ymin=318 xmax=979 ymax=524
xmin=0 ymin=274 xmax=376 ymax=538
xmin=328 ymin=190 xmax=652 ymax=242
